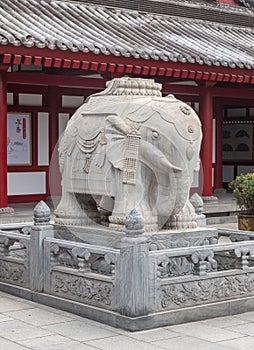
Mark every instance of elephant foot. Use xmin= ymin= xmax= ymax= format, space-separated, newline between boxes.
xmin=164 ymin=201 xmax=198 ymax=230
xmin=109 ymin=215 xmax=125 ymax=231
xmin=55 ymin=209 xmax=101 ymax=226
xmin=55 ymin=216 xmax=99 ymax=226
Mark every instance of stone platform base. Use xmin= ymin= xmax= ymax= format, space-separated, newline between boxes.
xmin=1 ymin=281 xmax=254 ymax=331
xmin=54 ymin=224 xmax=218 ymax=249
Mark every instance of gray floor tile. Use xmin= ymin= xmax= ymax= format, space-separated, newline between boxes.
xmin=226 ymin=322 xmax=254 ymax=336
xmin=129 ymin=328 xmax=180 ymax=342
xmin=238 ymin=311 xmax=254 ymax=322
xmin=0 ymin=297 xmax=32 ymax=312
xmin=152 ymin=335 xmax=231 ymax=350
xmin=3 ymin=307 xmax=75 ymax=326
xmin=0 ymin=320 xmax=53 ymax=341
xmin=33 ymin=341 xmax=99 ymax=350
xmin=18 ymin=335 xmax=95 ymax=350
xmin=86 ymin=334 xmax=166 ymax=350
xmin=17 ymin=335 xmax=97 ymax=350
xmin=219 ymin=335 xmax=254 ymax=349
xmin=0 ymin=336 xmax=30 ymax=349
xmin=43 ymin=320 xmax=118 ymax=341
xmin=202 ymin=315 xmax=250 ymax=328
xmin=167 ymin=322 xmax=245 ymax=342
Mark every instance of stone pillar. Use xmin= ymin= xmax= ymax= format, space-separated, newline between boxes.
xmin=199 ymin=87 xmax=213 ymax=197
xmin=30 ymin=201 xmax=54 ymax=292
xmin=190 ymin=193 xmax=206 ymax=227
xmin=119 ymin=209 xmax=149 ymax=317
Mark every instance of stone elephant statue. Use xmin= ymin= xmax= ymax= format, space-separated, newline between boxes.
xmin=55 ymin=77 xmax=202 ymax=232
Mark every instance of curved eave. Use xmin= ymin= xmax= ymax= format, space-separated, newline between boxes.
xmin=1 ymin=44 xmax=254 ymax=85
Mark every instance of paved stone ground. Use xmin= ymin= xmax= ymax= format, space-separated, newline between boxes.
xmin=1 ymin=291 xmax=254 ymax=349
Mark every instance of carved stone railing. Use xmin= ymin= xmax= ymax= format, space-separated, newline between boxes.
xmin=0 ymin=231 xmax=30 ymax=288
xmin=43 ymin=238 xmax=120 ymax=310
xmin=0 ymin=223 xmax=33 ymax=234
xmin=150 ymin=241 xmax=254 ymax=312
xmin=218 ymin=228 xmax=254 ymax=242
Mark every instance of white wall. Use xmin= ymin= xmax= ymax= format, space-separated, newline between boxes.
xmin=19 ymin=93 xmax=43 ymax=106
xmin=58 ymin=113 xmax=69 ymax=139
xmin=62 ymin=95 xmax=84 ymax=108
xmin=38 ymin=112 xmax=49 ymax=166
xmin=7 ymin=172 xmax=46 ymax=195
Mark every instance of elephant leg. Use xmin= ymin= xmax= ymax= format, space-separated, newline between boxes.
xmin=75 ymin=193 xmax=101 ymax=224
xmin=99 ymin=196 xmax=113 ymax=226
xmin=55 ymin=189 xmax=99 ymax=226
xmin=109 ymin=169 xmax=158 ymax=232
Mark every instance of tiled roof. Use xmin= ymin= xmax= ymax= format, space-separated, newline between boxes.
xmin=1 ymin=0 xmax=254 ymax=69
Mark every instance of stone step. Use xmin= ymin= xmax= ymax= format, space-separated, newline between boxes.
xmin=206 ymin=214 xmax=237 ymax=225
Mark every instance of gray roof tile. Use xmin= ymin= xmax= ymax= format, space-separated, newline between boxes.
xmin=1 ymin=0 xmax=254 ymax=69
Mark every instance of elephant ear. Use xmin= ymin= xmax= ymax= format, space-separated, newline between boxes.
xmin=127 ymin=101 xmax=157 ymax=123
xmin=105 ymin=115 xmax=129 ymax=170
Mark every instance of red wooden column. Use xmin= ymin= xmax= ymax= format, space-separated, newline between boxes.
xmin=214 ymin=102 xmax=223 ymax=189
xmin=0 ymin=70 xmax=8 ymax=207
xmin=48 ymin=86 xmax=61 ymax=198
xmin=199 ymin=86 xmax=213 ymax=197
xmin=48 ymin=86 xmax=59 ymax=158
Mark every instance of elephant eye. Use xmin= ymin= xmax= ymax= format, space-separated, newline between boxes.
xmin=151 ymin=130 xmax=160 ymax=140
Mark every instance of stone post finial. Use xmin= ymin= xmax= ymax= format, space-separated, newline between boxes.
xmin=125 ymin=209 xmax=145 ymax=236
xmin=190 ymin=193 xmax=204 ymax=215
xmin=33 ymin=200 xmax=50 ymax=225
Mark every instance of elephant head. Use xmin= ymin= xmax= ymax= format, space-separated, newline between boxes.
xmin=104 ymin=108 xmax=199 ymax=222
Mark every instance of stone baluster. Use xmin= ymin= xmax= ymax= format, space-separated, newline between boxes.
xmin=191 ymin=250 xmax=217 ymax=276
xmin=72 ymin=247 xmax=91 ymax=274
xmin=30 ymin=201 xmax=54 ymax=292
xmin=234 ymin=246 xmax=254 ymax=270
xmin=118 ymin=209 xmax=149 ymax=317
xmin=190 ymin=193 xmax=206 ymax=227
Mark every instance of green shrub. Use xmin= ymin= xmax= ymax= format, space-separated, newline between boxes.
xmin=229 ymin=173 xmax=254 ymax=214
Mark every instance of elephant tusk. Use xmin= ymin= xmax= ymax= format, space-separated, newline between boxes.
xmin=158 ymin=156 xmax=182 ymax=172
xmin=140 ymin=141 xmax=182 ymax=172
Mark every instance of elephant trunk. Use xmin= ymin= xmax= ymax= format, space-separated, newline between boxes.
xmin=155 ymin=169 xmax=177 ymax=217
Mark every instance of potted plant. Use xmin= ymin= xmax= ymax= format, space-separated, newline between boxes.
xmin=229 ymin=173 xmax=254 ymax=231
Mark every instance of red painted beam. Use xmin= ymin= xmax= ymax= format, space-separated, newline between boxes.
xmin=23 ymin=56 xmax=32 ymax=65
xmin=44 ymin=57 xmax=53 ymax=67
xmin=116 ymin=64 xmax=125 ymax=73
xmin=6 ymin=72 xmax=106 ymax=89
xmin=165 ymin=68 xmax=173 ymax=77
xmin=63 ymin=59 xmax=72 ymax=68
xmin=6 ymin=71 xmax=254 ymax=99
xmin=125 ymin=65 xmax=133 ymax=73
xmin=149 ymin=67 xmax=158 ymax=75
xmin=72 ymin=60 xmax=81 ymax=69
xmin=90 ymin=62 xmax=99 ymax=71
xmin=33 ymin=56 xmax=42 ymax=66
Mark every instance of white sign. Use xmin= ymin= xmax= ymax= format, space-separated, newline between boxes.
xmin=7 ymin=113 xmax=32 ymax=165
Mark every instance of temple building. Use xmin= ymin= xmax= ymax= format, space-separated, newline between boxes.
xmin=1 ymin=0 xmax=254 ymax=207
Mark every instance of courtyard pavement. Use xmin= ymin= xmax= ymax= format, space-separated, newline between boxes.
xmin=1 ymin=290 xmax=254 ymax=349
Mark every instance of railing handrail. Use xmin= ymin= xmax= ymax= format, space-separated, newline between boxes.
xmin=150 ymin=240 xmax=254 ymax=258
